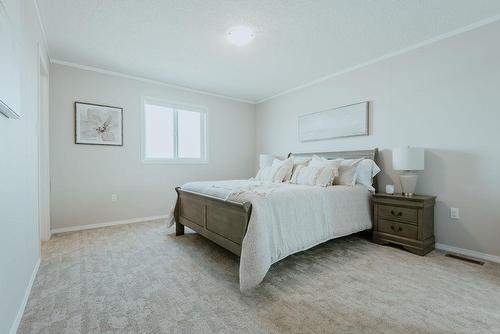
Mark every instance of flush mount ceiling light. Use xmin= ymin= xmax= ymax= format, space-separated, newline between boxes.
xmin=226 ymin=26 xmax=255 ymax=46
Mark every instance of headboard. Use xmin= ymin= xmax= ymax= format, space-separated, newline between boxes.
xmin=287 ymin=148 xmax=379 ymax=192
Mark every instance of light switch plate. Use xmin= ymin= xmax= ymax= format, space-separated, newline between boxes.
xmin=450 ymin=207 xmax=460 ymax=219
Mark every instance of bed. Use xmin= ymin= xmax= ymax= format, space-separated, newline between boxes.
xmin=168 ymin=149 xmax=378 ymax=290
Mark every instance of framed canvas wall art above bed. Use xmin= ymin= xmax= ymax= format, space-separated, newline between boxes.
xmin=298 ymin=101 xmax=369 ymax=142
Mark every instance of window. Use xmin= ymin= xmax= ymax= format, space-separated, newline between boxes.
xmin=143 ymin=98 xmax=207 ymax=163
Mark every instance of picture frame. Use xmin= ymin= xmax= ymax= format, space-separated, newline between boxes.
xmin=75 ymin=102 xmax=123 ymax=146
xmin=298 ymin=101 xmax=369 ymax=142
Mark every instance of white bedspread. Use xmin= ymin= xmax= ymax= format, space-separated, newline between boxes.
xmin=167 ymin=180 xmax=372 ymax=291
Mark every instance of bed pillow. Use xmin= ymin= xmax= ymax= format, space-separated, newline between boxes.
xmin=284 ymin=157 xmax=311 ymax=182
xmin=334 ymin=158 xmax=363 ymax=186
xmin=290 ymin=165 xmax=324 ymax=185
xmin=271 ymin=157 xmax=294 ymax=182
xmin=255 ymin=165 xmax=281 ymax=182
xmin=315 ymin=167 xmax=339 ymax=187
xmin=308 ymin=155 xmax=343 ymax=186
xmin=356 ymin=159 xmax=381 ymax=191
xmin=309 ymin=155 xmax=342 ymax=168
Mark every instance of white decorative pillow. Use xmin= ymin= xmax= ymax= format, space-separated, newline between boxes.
xmin=309 ymin=155 xmax=342 ymax=168
xmin=285 ymin=157 xmax=311 ymax=182
xmin=290 ymin=165 xmax=324 ymax=186
xmin=315 ymin=167 xmax=338 ymax=187
xmin=334 ymin=158 xmax=363 ymax=186
xmin=255 ymin=165 xmax=281 ymax=182
xmin=355 ymin=159 xmax=381 ymax=191
xmin=308 ymin=155 xmax=342 ymax=186
xmin=271 ymin=157 xmax=294 ymax=182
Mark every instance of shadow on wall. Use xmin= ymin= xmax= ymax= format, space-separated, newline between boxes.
xmin=376 ymin=149 xmax=398 ymax=193
xmin=421 ymin=149 xmax=481 ymax=251
xmin=377 ymin=148 xmax=481 ymax=251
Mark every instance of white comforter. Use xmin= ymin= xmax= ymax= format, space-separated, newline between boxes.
xmin=167 ymin=180 xmax=372 ymax=291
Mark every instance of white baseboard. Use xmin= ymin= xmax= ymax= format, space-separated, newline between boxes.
xmin=50 ymin=215 xmax=169 ymax=235
xmin=435 ymin=243 xmax=500 ymax=264
xmin=9 ymin=257 xmax=41 ymax=334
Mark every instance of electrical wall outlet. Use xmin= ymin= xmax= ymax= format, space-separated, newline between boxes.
xmin=450 ymin=207 xmax=460 ymax=220
xmin=111 ymin=194 xmax=118 ymax=202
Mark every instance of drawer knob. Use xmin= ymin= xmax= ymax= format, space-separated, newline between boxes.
xmin=398 ymin=227 xmax=403 ymax=232
xmin=390 ymin=225 xmax=395 ymax=230
xmin=390 ymin=210 xmax=403 ymax=217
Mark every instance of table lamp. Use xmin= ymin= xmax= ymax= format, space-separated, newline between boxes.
xmin=392 ymin=147 xmax=425 ymax=196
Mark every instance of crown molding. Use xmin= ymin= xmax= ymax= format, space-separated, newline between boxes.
xmin=35 ymin=0 xmax=252 ymax=104
xmin=256 ymin=14 xmax=500 ymax=104
xmin=33 ymin=2 xmax=500 ymax=106
xmin=50 ymin=59 xmax=255 ymax=104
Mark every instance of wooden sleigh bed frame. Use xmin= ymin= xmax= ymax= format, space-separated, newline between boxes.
xmin=174 ymin=149 xmax=378 ymax=256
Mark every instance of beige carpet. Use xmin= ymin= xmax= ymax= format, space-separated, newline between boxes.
xmin=18 ymin=220 xmax=500 ymax=334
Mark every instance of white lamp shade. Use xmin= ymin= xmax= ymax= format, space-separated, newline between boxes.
xmin=259 ymin=154 xmax=275 ymax=169
xmin=393 ymin=147 xmax=425 ymax=171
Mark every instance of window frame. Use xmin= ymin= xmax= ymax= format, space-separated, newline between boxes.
xmin=141 ymin=96 xmax=208 ymax=164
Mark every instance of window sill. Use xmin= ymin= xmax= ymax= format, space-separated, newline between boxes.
xmin=143 ymin=159 xmax=209 ymax=165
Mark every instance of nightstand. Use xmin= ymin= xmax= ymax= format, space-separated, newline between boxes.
xmin=372 ymin=193 xmax=436 ymax=255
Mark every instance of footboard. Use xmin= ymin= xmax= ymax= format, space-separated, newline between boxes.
xmin=174 ymin=187 xmax=252 ymax=256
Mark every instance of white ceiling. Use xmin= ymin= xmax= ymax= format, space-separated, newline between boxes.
xmin=38 ymin=0 xmax=500 ymax=103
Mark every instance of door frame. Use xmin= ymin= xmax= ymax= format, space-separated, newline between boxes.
xmin=38 ymin=44 xmax=51 ymax=242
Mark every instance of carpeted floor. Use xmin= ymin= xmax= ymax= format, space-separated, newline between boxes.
xmin=18 ymin=220 xmax=500 ymax=334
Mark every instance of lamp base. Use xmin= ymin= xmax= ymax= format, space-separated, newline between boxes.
xmin=399 ymin=171 xmax=418 ymax=197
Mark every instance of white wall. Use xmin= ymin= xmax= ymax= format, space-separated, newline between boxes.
xmin=0 ymin=0 xmax=49 ymax=332
xmin=256 ymin=21 xmax=500 ymax=258
xmin=50 ymin=64 xmax=255 ymax=230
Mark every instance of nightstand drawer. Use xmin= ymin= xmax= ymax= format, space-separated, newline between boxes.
xmin=378 ymin=219 xmax=418 ymax=239
xmin=378 ymin=205 xmax=418 ymax=224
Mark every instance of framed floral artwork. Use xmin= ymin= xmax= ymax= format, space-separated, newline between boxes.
xmin=75 ymin=102 xmax=123 ymax=146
